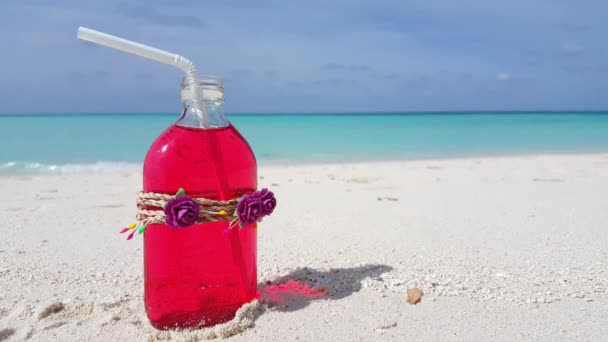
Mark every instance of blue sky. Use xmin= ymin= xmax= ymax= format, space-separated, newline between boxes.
xmin=0 ymin=0 xmax=606 ymax=113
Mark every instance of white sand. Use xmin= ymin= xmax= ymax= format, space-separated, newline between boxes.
xmin=1 ymin=154 xmax=607 ymax=341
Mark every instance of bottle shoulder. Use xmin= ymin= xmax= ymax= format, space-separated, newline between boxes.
xmin=143 ymin=124 xmax=257 ymax=195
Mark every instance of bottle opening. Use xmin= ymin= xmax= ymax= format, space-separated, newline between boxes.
xmin=178 ymin=75 xmax=229 ymax=129
xmin=181 ymin=75 xmax=224 ymax=103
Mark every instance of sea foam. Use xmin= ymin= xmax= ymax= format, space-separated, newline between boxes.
xmin=0 ymin=161 xmax=141 ymax=174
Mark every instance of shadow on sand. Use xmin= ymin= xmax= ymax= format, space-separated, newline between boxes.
xmin=258 ymin=264 xmax=392 ymax=312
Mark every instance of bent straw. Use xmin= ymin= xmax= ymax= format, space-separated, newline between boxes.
xmin=77 ymin=27 xmax=208 ymax=128
xmin=77 ymin=26 xmax=249 ymax=301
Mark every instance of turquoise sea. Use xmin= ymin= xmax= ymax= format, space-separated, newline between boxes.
xmin=1 ymin=112 xmax=608 ymax=174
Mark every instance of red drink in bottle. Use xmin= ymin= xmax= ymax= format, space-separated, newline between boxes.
xmin=142 ymin=77 xmax=258 ymax=328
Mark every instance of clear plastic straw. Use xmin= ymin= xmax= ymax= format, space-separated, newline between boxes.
xmin=77 ymin=26 xmax=248 ymax=300
xmin=77 ymin=27 xmax=208 ymax=128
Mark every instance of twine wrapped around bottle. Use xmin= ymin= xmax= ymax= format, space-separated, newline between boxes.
xmin=136 ymin=191 xmax=238 ymax=224
xmin=120 ymin=188 xmax=277 ymax=240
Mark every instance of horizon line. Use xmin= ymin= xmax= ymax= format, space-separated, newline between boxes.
xmin=1 ymin=110 xmax=608 ymax=117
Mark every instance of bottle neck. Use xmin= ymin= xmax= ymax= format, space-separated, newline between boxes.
xmin=177 ymin=76 xmax=229 ymax=129
xmin=176 ymin=100 xmax=229 ymax=128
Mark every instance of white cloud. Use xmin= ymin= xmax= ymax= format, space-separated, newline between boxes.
xmin=496 ymin=72 xmax=511 ymax=81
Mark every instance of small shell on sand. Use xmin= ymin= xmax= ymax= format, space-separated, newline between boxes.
xmin=407 ymin=288 xmax=424 ymax=305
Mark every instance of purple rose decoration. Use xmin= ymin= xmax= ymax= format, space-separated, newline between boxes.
xmin=164 ymin=195 xmax=200 ymax=228
xmin=237 ymin=188 xmax=277 ymax=227
xmin=237 ymin=194 xmax=263 ymax=227
xmin=258 ymin=188 xmax=277 ymax=216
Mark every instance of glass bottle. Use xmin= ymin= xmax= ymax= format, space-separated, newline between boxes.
xmin=143 ymin=76 xmax=258 ymax=329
